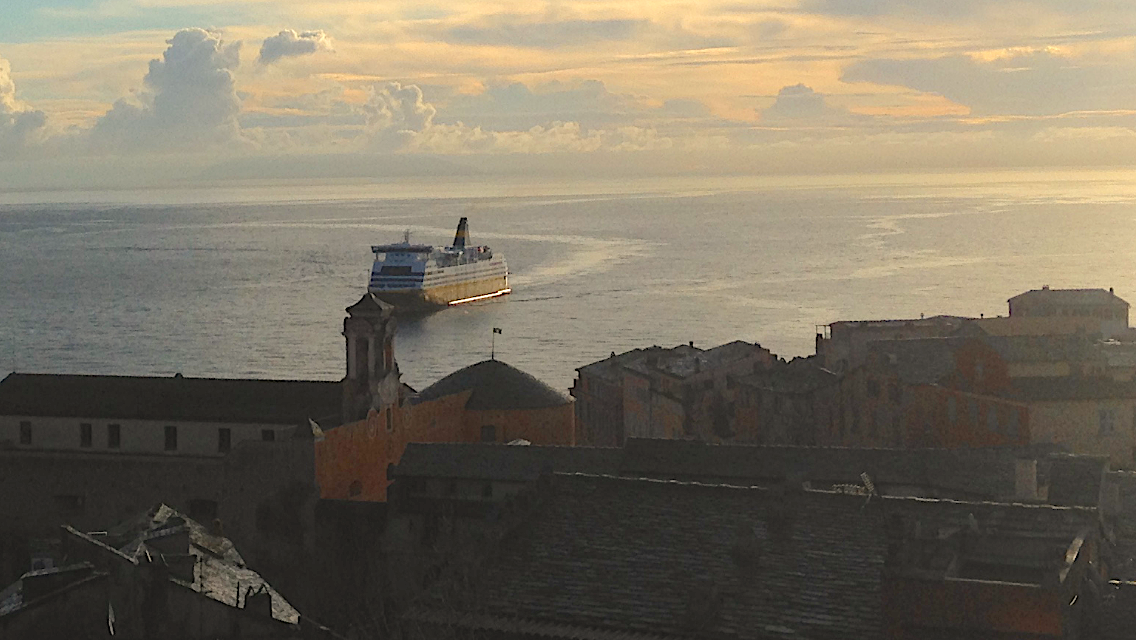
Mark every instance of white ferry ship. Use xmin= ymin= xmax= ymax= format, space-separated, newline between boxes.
xmin=368 ymin=218 xmax=510 ymax=310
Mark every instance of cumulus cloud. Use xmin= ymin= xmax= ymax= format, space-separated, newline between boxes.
xmin=361 ymin=81 xmax=436 ymax=149
xmin=258 ymin=30 xmax=333 ymax=65
xmin=761 ymin=84 xmax=851 ymax=123
xmin=0 ymin=57 xmax=48 ymax=154
xmin=91 ymin=28 xmax=243 ymax=152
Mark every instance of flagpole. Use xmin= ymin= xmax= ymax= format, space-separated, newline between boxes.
xmin=491 ymin=330 xmax=495 ymax=360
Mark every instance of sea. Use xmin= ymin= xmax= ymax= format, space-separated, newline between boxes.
xmin=2 ymin=169 xmax=1135 ymax=393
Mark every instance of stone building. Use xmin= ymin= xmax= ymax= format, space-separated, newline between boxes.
xmin=1010 ymin=376 xmax=1136 ymax=467
xmin=976 ymin=287 xmax=1131 ymax=339
xmin=0 ymin=372 xmax=339 ymax=457
xmin=815 ymin=315 xmax=968 ymax=374
xmin=571 ymin=341 xmax=775 ymax=445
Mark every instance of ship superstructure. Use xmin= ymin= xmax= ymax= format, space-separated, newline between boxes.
xmin=368 ymin=218 xmax=510 ymax=310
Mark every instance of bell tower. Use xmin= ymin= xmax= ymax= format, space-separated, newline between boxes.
xmin=341 ymin=293 xmax=400 ymax=423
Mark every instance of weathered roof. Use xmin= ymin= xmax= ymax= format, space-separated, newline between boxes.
xmin=420 ymin=474 xmax=1097 ymax=640
xmin=1009 ymin=287 xmax=1129 ymax=307
xmin=0 ymin=372 xmax=341 ymax=424
xmin=391 ymin=438 xmax=1060 ymax=502
xmin=620 ymin=438 xmax=1034 ymax=500
xmin=78 ymin=504 xmax=301 ymax=624
xmin=1009 ymin=376 xmax=1136 ymax=401
xmin=445 ymin=474 xmax=888 ymax=640
xmin=0 ymin=563 xmax=105 ymax=618
xmin=414 ymin=359 xmax=570 ymax=410
xmin=828 ymin=315 xmax=971 ymax=330
xmin=624 ymin=342 xmax=765 ymax=380
xmin=576 ymin=346 xmax=685 ymax=382
xmin=392 ymin=442 xmax=621 ymax=482
xmin=737 ymin=356 xmax=837 ymax=393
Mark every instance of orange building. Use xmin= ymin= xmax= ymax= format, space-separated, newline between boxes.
xmin=314 ymin=294 xmax=574 ymax=502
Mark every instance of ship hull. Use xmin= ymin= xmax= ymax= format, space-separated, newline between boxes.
xmin=371 ymin=274 xmax=510 ymax=311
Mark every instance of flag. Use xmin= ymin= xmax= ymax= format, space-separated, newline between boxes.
xmin=493 ymin=327 xmax=502 ymax=334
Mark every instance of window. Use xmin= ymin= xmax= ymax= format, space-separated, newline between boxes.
xmin=968 ymin=399 xmax=979 ymax=425
xmin=1100 ymin=408 xmax=1117 ymax=436
xmin=867 ymin=379 xmax=880 ymax=398
xmin=1007 ymin=410 xmax=1020 ymax=439
xmin=947 ymin=397 xmax=957 ymax=425
xmin=261 ymin=429 xmax=275 ymax=442
xmin=386 ymin=407 xmax=393 ymax=432
xmin=218 ymin=428 xmax=231 ymax=453
xmin=889 ymin=382 xmax=902 ymax=405
xmin=80 ymin=423 xmax=92 ymax=448
xmin=348 ymin=480 xmax=363 ymax=497
xmin=107 ymin=424 xmax=121 ymax=449
xmin=164 ymin=425 xmax=178 ymax=451
xmin=987 ymin=408 xmax=998 ymax=434
xmin=482 ymin=483 xmax=493 ymax=499
xmin=19 ymin=421 xmax=31 ymax=445
xmin=481 ymin=425 xmax=496 ymax=442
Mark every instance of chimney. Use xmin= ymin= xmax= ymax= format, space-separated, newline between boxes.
xmin=244 ymin=585 xmax=273 ymax=618
xmin=1013 ymin=458 xmax=1038 ymax=501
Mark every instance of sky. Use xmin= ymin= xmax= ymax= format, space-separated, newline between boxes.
xmin=1 ymin=0 xmax=1135 ymax=188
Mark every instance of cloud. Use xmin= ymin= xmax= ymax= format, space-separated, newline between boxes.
xmin=442 ymin=80 xmax=639 ymax=130
xmin=800 ymin=0 xmax=1136 ymax=20
xmin=361 ymin=81 xmax=436 ymax=149
xmin=446 ymin=18 xmax=645 ymax=49
xmin=843 ymin=50 xmax=1136 ymax=116
xmin=258 ymin=29 xmax=333 ymax=65
xmin=761 ymin=84 xmax=853 ymax=123
xmin=90 ymin=28 xmax=244 ymax=151
xmin=0 ymin=57 xmax=48 ymax=154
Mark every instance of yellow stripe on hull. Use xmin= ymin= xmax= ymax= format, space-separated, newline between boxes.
xmin=374 ymin=275 xmax=510 ymax=311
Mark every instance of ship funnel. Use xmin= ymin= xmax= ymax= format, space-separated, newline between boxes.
xmin=452 ymin=217 xmax=469 ymax=249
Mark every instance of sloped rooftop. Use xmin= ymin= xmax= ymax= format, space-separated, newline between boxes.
xmin=414 ymin=474 xmax=1097 ymax=640
xmin=620 ymin=437 xmax=1036 ymax=500
xmin=415 ymin=359 xmax=570 ymax=410
xmin=0 ymin=372 xmax=341 ymax=425
xmin=76 ymin=504 xmax=301 ymax=624
xmin=392 ymin=442 xmax=621 ymax=482
xmin=390 ymin=438 xmax=1070 ymax=504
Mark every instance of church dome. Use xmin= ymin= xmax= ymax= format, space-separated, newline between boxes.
xmin=415 ymin=360 xmax=570 ymax=410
